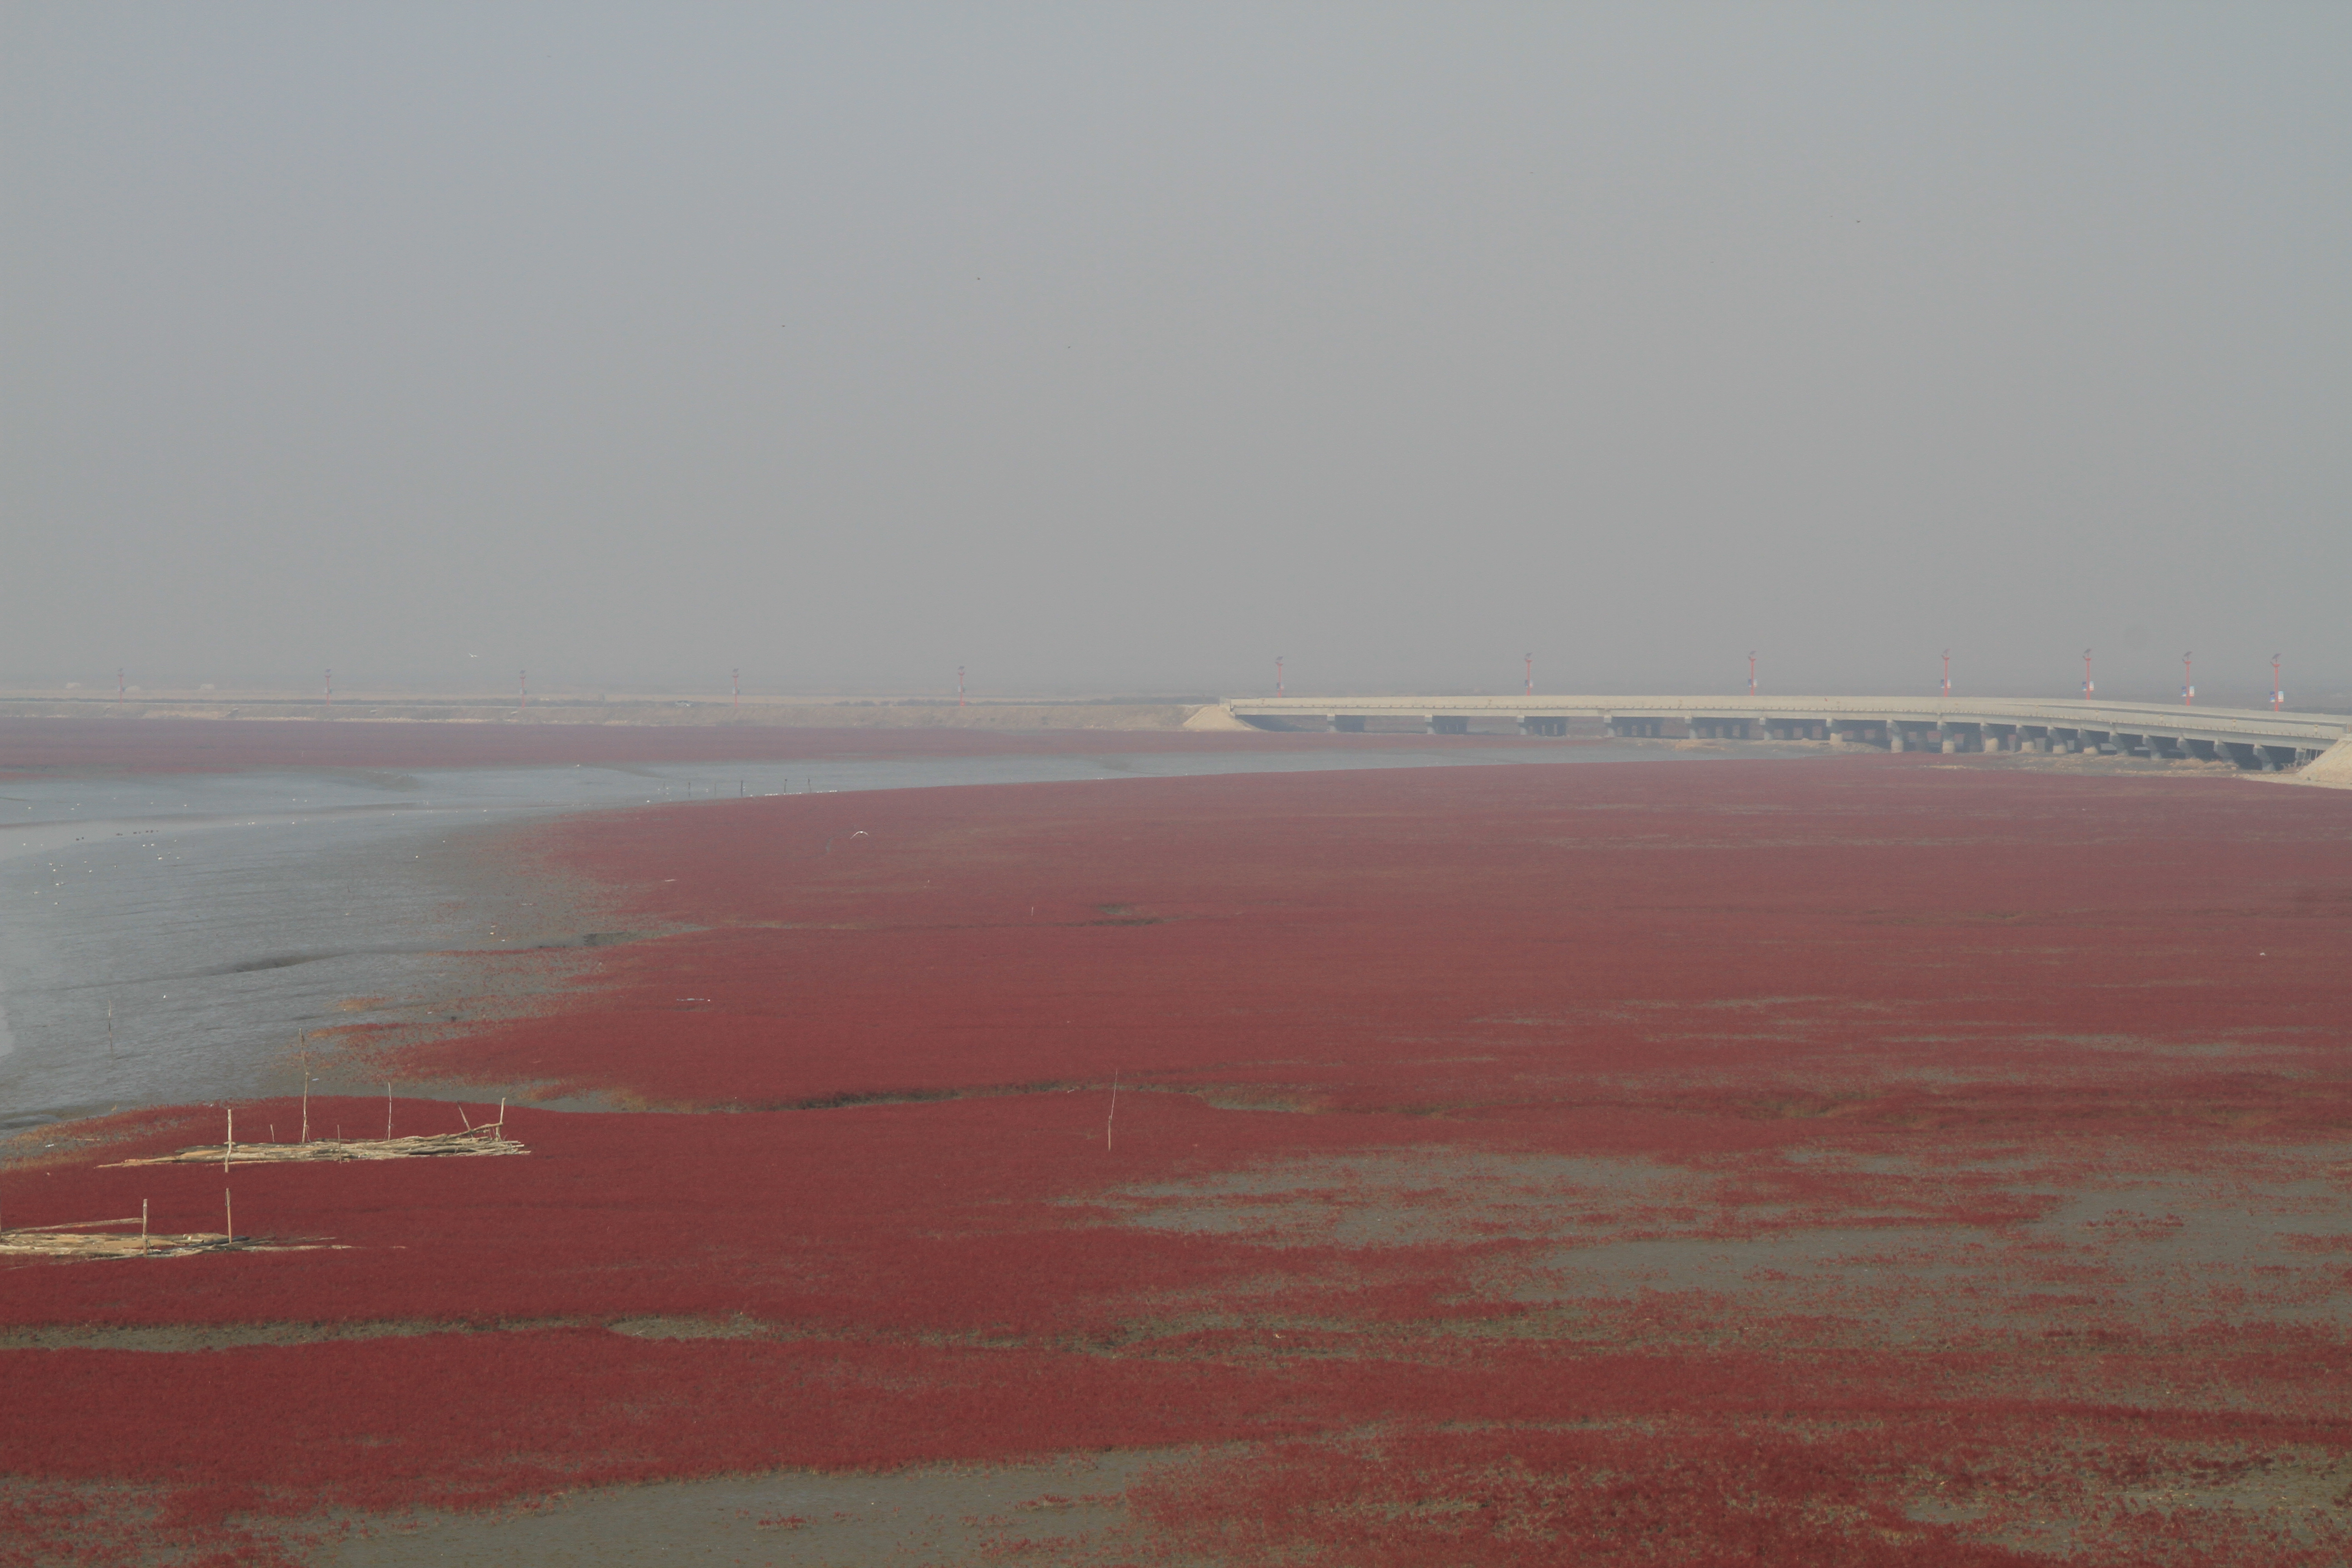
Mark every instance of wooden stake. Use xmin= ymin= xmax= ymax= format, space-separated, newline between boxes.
xmin=141 ymin=1197 xmax=149 ymax=1255
xmin=386 ymin=1083 xmax=394 ymax=1141
xmin=496 ymin=1098 xmax=506 ymax=1140
xmin=300 ymin=1046 xmax=310 ymax=1144
xmin=224 ymin=1187 xmax=232 ymax=1241
xmin=1107 ymin=1072 xmax=1118 ymax=1152
xmin=225 ymin=1108 xmax=234 ymax=1174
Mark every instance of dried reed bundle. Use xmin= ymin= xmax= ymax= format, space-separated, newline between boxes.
xmin=105 ymin=1124 xmax=526 ymax=1169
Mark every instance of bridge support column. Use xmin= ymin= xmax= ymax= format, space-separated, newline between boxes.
xmin=1330 ymin=714 xmax=1366 ymax=733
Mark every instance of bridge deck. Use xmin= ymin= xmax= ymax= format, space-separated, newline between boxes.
xmin=1221 ymin=696 xmax=2347 ymax=754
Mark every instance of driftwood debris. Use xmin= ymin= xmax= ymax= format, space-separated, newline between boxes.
xmin=104 ymin=1123 xmax=527 ymax=1169
xmin=0 ymin=1229 xmax=233 ymax=1260
xmin=0 ymin=1228 xmax=348 ymax=1261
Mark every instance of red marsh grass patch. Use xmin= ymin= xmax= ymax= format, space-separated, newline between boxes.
xmin=5 ymin=760 xmax=2349 ymax=1562
xmin=377 ymin=758 xmax=2352 ymax=1115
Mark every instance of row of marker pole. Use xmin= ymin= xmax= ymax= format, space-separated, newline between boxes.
xmin=201 ymin=1085 xmax=496 ymax=1246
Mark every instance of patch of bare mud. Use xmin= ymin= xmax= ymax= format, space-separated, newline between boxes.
xmin=1905 ymin=1440 xmax=2352 ymax=1559
xmin=320 ymin=1450 xmax=1191 ymax=1568
xmin=1085 ymin=1142 xmax=2352 ymax=1344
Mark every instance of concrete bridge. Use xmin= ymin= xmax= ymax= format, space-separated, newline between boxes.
xmin=1221 ymin=695 xmax=2350 ymax=772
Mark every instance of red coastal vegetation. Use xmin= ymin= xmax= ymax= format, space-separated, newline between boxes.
xmin=5 ymin=755 xmax=2350 ymax=1564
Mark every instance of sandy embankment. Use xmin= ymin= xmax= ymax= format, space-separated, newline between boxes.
xmin=2293 ymin=734 xmax=2352 ymax=788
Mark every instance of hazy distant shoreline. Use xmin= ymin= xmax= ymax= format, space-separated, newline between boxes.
xmin=0 ymin=692 xmax=1221 ymax=731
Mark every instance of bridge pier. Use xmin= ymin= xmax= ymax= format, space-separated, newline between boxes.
xmin=1519 ymin=716 xmax=1568 ymax=737
xmin=1426 ymin=715 xmax=1470 ymax=735
xmin=1329 ymin=714 xmax=1366 ymax=733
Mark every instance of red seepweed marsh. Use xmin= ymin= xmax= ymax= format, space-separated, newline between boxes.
xmin=6 ymin=753 xmax=2350 ymax=1564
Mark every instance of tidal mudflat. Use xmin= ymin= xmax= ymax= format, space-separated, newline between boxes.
xmin=4 ymin=742 xmax=2348 ymax=1565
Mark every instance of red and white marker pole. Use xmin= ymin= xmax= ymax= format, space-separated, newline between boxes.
xmin=2082 ymin=648 xmax=2094 ymax=699
xmin=1941 ymin=650 xmax=1950 ymax=699
xmin=1524 ymin=652 xmax=1533 ymax=696
xmin=118 ymin=667 xmax=125 ymax=704
xmin=324 ymin=669 xmax=333 ymax=705
xmin=1276 ymin=657 xmax=1284 ymax=698
xmin=2273 ymin=654 xmax=2284 ymax=711
xmin=519 ymin=669 xmax=528 ymax=708
xmin=2182 ymin=652 xmax=2194 ymax=706
xmin=1748 ymin=652 xmax=1757 ymax=696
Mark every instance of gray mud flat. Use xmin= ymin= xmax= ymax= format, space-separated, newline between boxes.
xmin=321 ymin=1450 xmax=1188 ymax=1568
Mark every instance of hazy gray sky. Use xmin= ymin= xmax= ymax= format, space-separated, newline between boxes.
xmin=6 ymin=4 xmax=2347 ymax=702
